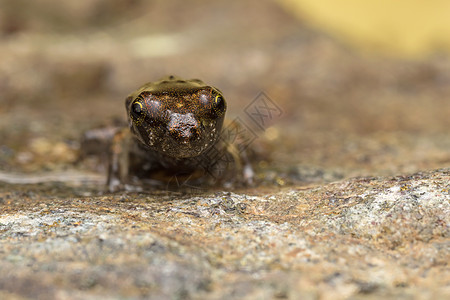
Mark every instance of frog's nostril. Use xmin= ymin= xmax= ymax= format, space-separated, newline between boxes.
xmin=180 ymin=126 xmax=199 ymax=141
xmin=168 ymin=113 xmax=200 ymax=142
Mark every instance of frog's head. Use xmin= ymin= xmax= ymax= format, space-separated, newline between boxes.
xmin=126 ymin=78 xmax=227 ymax=158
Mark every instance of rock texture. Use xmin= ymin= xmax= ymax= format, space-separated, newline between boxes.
xmin=1 ymin=0 xmax=449 ymax=299
xmin=0 ymin=169 xmax=449 ymax=299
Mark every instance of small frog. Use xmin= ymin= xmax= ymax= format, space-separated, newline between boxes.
xmin=82 ymin=76 xmax=254 ymax=191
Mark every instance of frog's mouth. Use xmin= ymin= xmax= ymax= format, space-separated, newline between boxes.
xmin=160 ymin=133 xmax=211 ymax=158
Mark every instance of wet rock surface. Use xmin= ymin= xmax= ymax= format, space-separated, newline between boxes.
xmin=1 ymin=0 xmax=449 ymax=299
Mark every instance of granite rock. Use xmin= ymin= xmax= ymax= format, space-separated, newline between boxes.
xmin=1 ymin=0 xmax=449 ymax=299
xmin=0 ymin=168 xmax=448 ymax=299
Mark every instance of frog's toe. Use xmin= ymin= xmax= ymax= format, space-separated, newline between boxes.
xmin=243 ymin=164 xmax=255 ymax=186
xmin=108 ymin=178 xmax=124 ymax=192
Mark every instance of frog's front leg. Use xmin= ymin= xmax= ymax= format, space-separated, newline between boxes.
xmin=107 ymin=128 xmax=132 ymax=192
xmin=223 ymin=141 xmax=255 ymax=186
xmin=79 ymin=127 xmax=120 ymax=168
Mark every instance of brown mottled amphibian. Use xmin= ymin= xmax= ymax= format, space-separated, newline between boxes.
xmin=88 ymin=75 xmax=254 ymax=191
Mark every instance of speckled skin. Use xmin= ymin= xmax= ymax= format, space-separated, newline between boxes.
xmin=127 ymin=76 xmax=226 ymax=158
xmin=106 ymin=76 xmax=253 ymax=191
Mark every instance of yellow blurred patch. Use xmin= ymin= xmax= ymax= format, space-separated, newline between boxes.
xmin=277 ymin=0 xmax=450 ymax=58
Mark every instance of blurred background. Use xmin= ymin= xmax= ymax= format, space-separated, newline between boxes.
xmin=0 ymin=0 xmax=449 ymax=181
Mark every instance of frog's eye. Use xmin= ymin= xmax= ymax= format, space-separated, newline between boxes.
xmin=213 ymin=95 xmax=226 ymax=115
xmin=130 ymin=100 xmax=146 ymax=124
xmin=132 ymin=101 xmax=144 ymax=116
